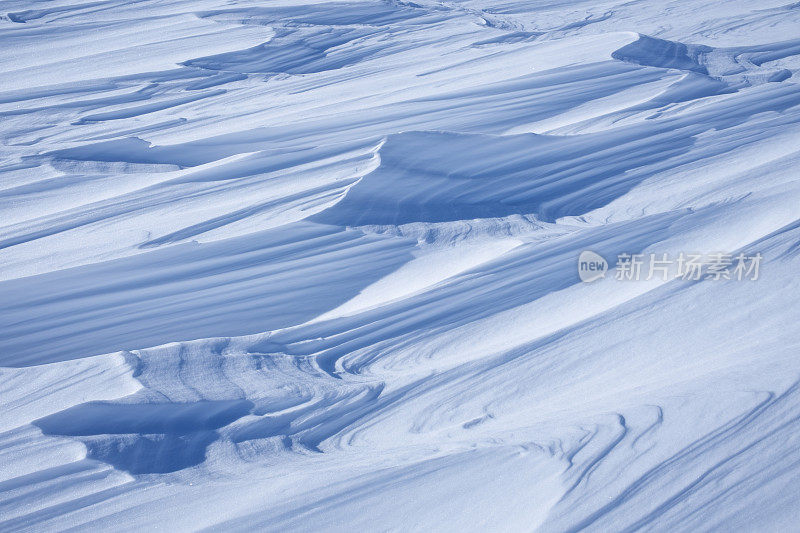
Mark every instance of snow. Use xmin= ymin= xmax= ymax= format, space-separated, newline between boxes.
xmin=1 ymin=0 xmax=800 ymax=530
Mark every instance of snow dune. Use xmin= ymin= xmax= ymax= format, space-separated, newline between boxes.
xmin=2 ymin=0 xmax=800 ymax=530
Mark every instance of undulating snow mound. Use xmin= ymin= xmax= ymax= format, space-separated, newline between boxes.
xmin=2 ymin=0 xmax=800 ymax=531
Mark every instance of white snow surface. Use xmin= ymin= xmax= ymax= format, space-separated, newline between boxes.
xmin=2 ymin=0 xmax=800 ymax=530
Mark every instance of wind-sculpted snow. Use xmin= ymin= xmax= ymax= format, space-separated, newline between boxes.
xmin=0 ymin=223 xmax=415 ymax=366
xmin=2 ymin=0 xmax=800 ymax=531
xmin=612 ymin=34 xmax=799 ymax=87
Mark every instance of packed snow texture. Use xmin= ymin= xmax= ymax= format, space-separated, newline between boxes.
xmin=2 ymin=0 xmax=800 ymax=530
